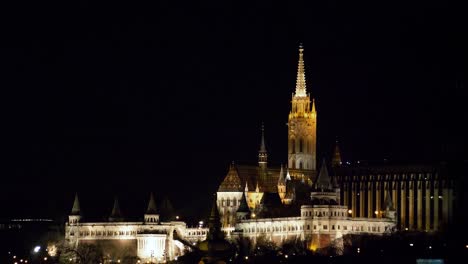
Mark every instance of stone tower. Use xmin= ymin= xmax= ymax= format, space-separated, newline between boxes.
xmin=144 ymin=192 xmax=159 ymax=223
xmin=288 ymin=44 xmax=317 ymax=171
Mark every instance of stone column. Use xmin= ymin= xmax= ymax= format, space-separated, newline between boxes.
xmin=434 ymin=181 xmax=439 ymax=231
xmin=442 ymin=180 xmax=450 ymax=228
xmin=425 ymin=180 xmax=431 ymax=231
xmin=360 ymin=181 xmax=366 ymax=218
xmin=352 ymin=182 xmax=357 ymax=218
xmin=417 ymin=180 xmax=423 ymax=230
xmin=400 ymin=181 xmax=407 ymax=230
xmin=392 ymin=181 xmax=397 ymax=213
xmin=376 ymin=181 xmax=381 ymax=218
xmin=368 ymin=181 xmax=373 ymax=218
xmin=409 ymin=180 xmax=415 ymax=230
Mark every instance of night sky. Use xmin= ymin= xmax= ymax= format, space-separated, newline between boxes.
xmin=1 ymin=1 xmax=466 ymax=223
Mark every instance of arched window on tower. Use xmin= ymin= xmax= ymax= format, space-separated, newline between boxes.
xmin=299 ymin=162 xmax=303 ymax=170
xmin=299 ymin=138 xmax=303 ymax=153
xmin=291 ymin=139 xmax=295 ymax=154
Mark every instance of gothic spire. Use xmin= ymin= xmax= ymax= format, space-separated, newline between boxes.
xmin=207 ymin=193 xmax=223 ymax=240
xmin=332 ymin=139 xmax=342 ymax=167
xmin=70 ymin=193 xmax=81 ymax=215
xmin=278 ymin=164 xmax=286 ymax=186
xmin=295 ymin=44 xmax=307 ymax=97
xmin=314 ymin=159 xmax=332 ymax=191
xmin=258 ymin=123 xmax=268 ymax=168
xmin=146 ymin=192 xmax=158 ymax=214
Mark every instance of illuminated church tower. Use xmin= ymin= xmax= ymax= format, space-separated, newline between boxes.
xmin=288 ymin=44 xmax=317 ymax=171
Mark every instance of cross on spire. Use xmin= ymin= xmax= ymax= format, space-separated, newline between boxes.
xmin=295 ymin=44 xmax=307 ymax=97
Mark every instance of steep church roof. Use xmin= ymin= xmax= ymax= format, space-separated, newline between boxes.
xmin=218 ymin=162 xmax=243 ymax=192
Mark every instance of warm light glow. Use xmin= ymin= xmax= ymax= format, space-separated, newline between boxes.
xmin=47 ymin=244 xmax=57 ymax=257
xmin=465 ymin=244 xmax=468 ymax=249
xmin=245 ymin=256 xmax=249 ymax=260
xmin=409 ymin=243 xmax=414 ymax=247
xmin=374 ymin=210 xmax=378 ymax=215
xmin=44 ymin=257 xmax=47 ymax=261
xmin=285 ymin=254 xmax=288 ymax=258
xmin=176 ymin=216 xmax=179 ymax=220
xmin=348 ymin=209 xmax=352 ymax=214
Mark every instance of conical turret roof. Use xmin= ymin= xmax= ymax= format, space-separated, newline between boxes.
xmin=218 ymin=162 xmax=243 ymax=192
xmin=70 ymin=193 xmax=81 ymax=215
xmin=109 ymin=196 xmax=123 ymax=221
xmin=278 ymin=164 xmax=286 ymax=186
xmin=237 ymin=193 xmax=250 ymax=213
xmin=207 ymin=194 xmax=223 ymax=240
xmin=314 ymin=159 xmax=332 ymax=190
xmin=384 ymin=187 xmax=395 ymax=211
xmin=146 ymin=192 xmax=158 ymax=214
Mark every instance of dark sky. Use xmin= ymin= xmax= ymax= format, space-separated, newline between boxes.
xmin=1 ymin=1 xmax=466 ymax=223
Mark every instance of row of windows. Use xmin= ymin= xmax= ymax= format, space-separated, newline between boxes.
xmin=221 ymin=199 xmax=241 ymax=207
xmin=302 ymin=211 xmax=346 ymax=217
xmin=70 ymin=230 xmax=137 ymax=237
xmin=245 ymin=225 xmax=302 ymax=233
xmin=186 ymin=230 xmax=207 ymax=236
xmin=290 ymin=138 xmax=312 ymax=154
xmin=243 ymin=224 xmax=387 ymax=233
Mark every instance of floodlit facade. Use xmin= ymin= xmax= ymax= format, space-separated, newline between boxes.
xmin=217 ymin=45 xmax=454 ymax=251
xmin=65 ymin=193 xmax=207 ymax=263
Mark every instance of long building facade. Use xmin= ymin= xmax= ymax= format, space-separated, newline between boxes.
xmin=65 ymin=193 xmax=208 ymax=263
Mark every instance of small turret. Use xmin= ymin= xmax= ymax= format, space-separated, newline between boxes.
xmin=109 ymin=196 xmax=124 ymax=222
xmin=144 ymin=193 xmax=159 ymax=223
xmin=68 ymin=193 xmax=81 ymax=225
xmin=277 ymin=164 xmax=287 ymax=202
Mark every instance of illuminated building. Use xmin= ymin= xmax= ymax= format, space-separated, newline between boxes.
xmin=216 ymin=45 xmax=454 ymax=251
xmin=65 ymin=193 xmax=207 ymax=263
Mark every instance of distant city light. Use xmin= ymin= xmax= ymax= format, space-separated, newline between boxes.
xmin=34 ymin=246 xmax=41 ymax=253
xmin=285 ymin=254 xmax=288 ymax=258
xmin=409 ymin=243 xmax=414 ymax=247
xmin=176 ymin=216 xmax=179 ymax=220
